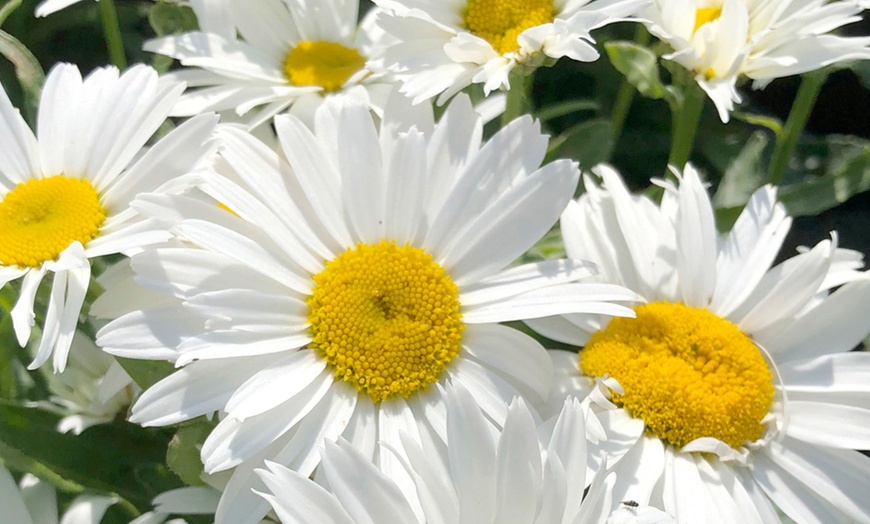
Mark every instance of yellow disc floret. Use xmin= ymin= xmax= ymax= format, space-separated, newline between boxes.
xmin=464 ymin=0 xmax=555 ymax=55
xmin=693 ymin=6 xmax=722 ymax=33
xmin=0 ymin=176 xmax=106 ymax=268
xmin=307 ymin=240 xmax=464 ymax=403
xmin=581 ymin=302 xmax=774 ymax=449
xmin=284 ymin=40 xmax=367 ymax=92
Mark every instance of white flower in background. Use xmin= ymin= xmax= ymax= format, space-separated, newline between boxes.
xmin=145 ymin=0 xmax=396 ymax=128
xmin=255 ymin=383 xmax=628 ymax=524
xmin=0 ymin=465 xmax=116 ymax=524
xmin=130 ymin=486 xmax=277 ymax=524
xmin=642 ymin=0 xmax=870 ymax=121
xmin=39 ymin=330 xmax=137 ymax=435
xmin=0 ymin=63 xmax=217 ymax=373
xmin=371 ymin=0 xmax=647 ymax=104
xmin=529 ymin=164 xmax=870 ymax=522
xmin=97 ymin=93 xmax=636 ymax=524
xmin=34 ymin=0 xmax=90 ymax=17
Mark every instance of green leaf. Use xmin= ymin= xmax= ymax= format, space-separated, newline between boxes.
xmin=0 ymin=29 xmax=45 ymax=124
xmin=545 ymin=118 xmax=615 ymax=171
xmin=535 ymin=99 xmax=599 ymax=122
xmin=0 ymin=400 xmax=182 ymax=510
xmin=731 ymin=111 xmax=783 ymax=137
xmin=115 ymin=357 xmax=176 ymax=390
xmin=605 ymin=42 xmax=677 ymax=105
xmin=148 ymin=2 xmax=198 ymax=36
xmin=166 ymin=418 xmax=215 ymax=487
xmin=778 ymin=137 xmax=870 ymax=216
xmin=713 ymin=131 xmax=769 ymax=209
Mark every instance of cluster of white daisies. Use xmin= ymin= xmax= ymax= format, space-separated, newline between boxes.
xmin=1 ymin=0 xmax=870 ymax=523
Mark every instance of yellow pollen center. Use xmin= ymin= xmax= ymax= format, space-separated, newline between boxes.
xmin=581 ymin=302 xmax=774 ymax=449
xmin=307 ymin=240 xmax=464 ymax=403
xmin=464 ymin=0 xmax=555 ymax=55
xmin=0 ymin=176 xmax=106 ymax=268
xmin=283 ymin=40 xmax=367 ymax=92
xmin=693 ymin=6 xmax=722 ymax=33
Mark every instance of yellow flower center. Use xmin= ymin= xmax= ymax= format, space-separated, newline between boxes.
xmin=307 ymin=240 xmax=464 ymax=403
xmin=283 ymin=40 xmax=367 ymax=92
xmin=581 ymin=302 xmax=774 ymax=449
xmin=464 ymin=0 xmax=555 ymax=55
xmin=0 ymin=176 xmax=106 ymax=268
xmin=693 ymin=6 xmax=722 ymax=33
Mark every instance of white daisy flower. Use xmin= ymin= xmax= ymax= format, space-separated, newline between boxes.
xmin=641 ymin=0 xmax=870 ymax=121
xmin=145 ymin=0 xmax=396 ymax=128
xmin=530 ymin=163 xmax=870 ymax=522
xmin=371 ymin=0 xmax=647 ymax=104
xmin=38 ymin=330 xmax=137 ymax=435
xmin=97 ymin=93 xmax=636 ymax=524
xmin=0 ymin=465 xmax=116 ymax=524
xmin=0 ymin=63 xmax=217 ymax=373
xmin=254 ymin=382 xmax=622 ymax=524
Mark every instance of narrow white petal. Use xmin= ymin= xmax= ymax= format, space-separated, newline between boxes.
xmin=129 ymin=356 xmax=278 ymax=426
xmin=11 ymin=266 xmax=47 ymax=347
xmin=225 ymin=351 xmax=326 ymax=420
xmin=0 ymin=466 xmax=34 ymax=524
xmin=786 ymin=401 xmax=870 ymax=449
xmin=493 ymin=398 xmax=540 ymax=523
xmin=462 ymin=283 xmax=637 ymax=324
xmin=255 ymin=462 xmax=354 ymax=524
xmin=710 ymin=186 xmax=791 ymax=317
xmin=59 ymin=495 xmax=116 ymax=524
xmin=675 ymin=165 xmax=718 ymax=307
xmin=460 ymin=323 xmax=553 ymax=401
xmin=322 ymin=440 xmax=419 ymax=524
xmin=201 ymin=369 xmax=334 ymax=472
xmin=444 ymin=382 xmax=498 ymax=524
xmin=757 ymin=278 xmax=870 ymax=361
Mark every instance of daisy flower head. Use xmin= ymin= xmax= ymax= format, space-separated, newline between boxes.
xmin=372 ymin=0 xmax=648 ymax=104
xmin=531 ymin=163 xmax=870 ymax=523
xmin=641 ymin=0 xmax=870 ymax=121
xmin=97 ymin=93 xmax=637 ymax=523
xmin=0 ymin=465 xmax=117 ymax=524
xmin=0 ymin=63 xmax=217 ymax=373
xmin=145 ymin=0 xmax=396 ymax=128
xmin=254 ymin=382 xmax=623 ymax=524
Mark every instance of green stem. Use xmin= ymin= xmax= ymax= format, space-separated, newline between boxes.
xmin=0 ymin=0 xmax=23 ymax=28
xmin=609 ymin=26 xmax=651 ymax=151
xmin=501 ymin=72 xmax=534 ymax=127
xmin=767 ymin=69 xmax=829 ymax=185
xmin=99 ymin=0 xmax=127 ymax=70
xmin=667 ymin=80 xmax=706 ymax=169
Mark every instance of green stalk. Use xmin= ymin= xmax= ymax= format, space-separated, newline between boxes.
xmin=609 ymin=26 xmax=651 ymax=150
xmin=767 ymin=69 xmax=829 ymax=185
xmin=501 ymin=71 xmax=534 ymax=127
xmin=667 ymin=80 xmax=706 ymax=169
xmin=0 ymin=0 xmax=23 ymax=28
xmin=99 ymin=0 xmax=127 ymax=70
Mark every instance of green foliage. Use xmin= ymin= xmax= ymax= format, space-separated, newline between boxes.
xmin=0 ymin=400 xmax=183 ymax=512
xmin=166 ymin=418 xmax=216 ymax=487
xmin=116 ymin=357 xmax=176 ymax=390
xmin=779 ymin=136 xmax=870 ymax=216
xmin=0 ymin=28 xmax=43 ymax=123
xmin=604 ymin=41 xmax=678 ymax=107
xmin=545 ymin=118 xmax=615 ymax=171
